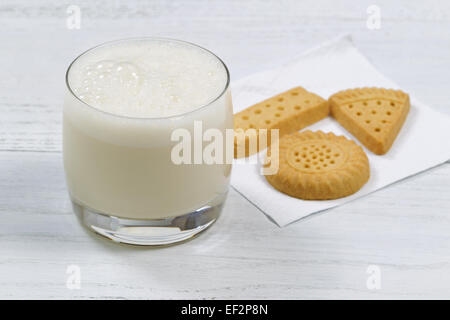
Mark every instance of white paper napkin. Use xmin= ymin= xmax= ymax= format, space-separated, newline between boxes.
xmin=230 ymin=34 xmax=450 ymax=227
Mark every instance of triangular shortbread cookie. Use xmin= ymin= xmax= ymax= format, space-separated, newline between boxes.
xmin=329 ymin=88 xmax=410 ymax=154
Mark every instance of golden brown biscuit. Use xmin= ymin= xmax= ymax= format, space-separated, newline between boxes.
xmin=264 ymin=130 xmax=370 ymax=200
xmin=329 ymin=87 xmax=410 ymax=155
xmin=234 ymin=87 xmax=329 ymax=158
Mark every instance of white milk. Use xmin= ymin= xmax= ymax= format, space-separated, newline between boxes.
xmin=64 ymin=39 xmax=232 ymax=219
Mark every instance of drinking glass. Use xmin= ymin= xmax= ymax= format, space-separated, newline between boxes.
xmin=63 ymin=38 xmax=232 ymax=245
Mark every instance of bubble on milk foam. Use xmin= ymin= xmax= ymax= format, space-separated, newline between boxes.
xmin=75 ymin=60 xmax=143 ymax=110
xmin=69 ymin=40 xmax=227 ymax=118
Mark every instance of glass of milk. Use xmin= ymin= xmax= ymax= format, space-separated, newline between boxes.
xmin=63 ymin=38 xmax=232 ymax=245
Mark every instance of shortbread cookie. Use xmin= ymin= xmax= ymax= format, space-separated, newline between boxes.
xmin=234 ymin=87 xmax=329 ymax=158
xmin=264 ymin=130 xmax=370 ymax=200
xmin=329 ymin=87 xmax=410 ymax=155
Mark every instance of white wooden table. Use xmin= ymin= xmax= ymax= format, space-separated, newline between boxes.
xmin=1 ymin=0 xmax=449 ymax=299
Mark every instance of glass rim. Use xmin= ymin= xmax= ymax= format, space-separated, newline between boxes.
xmin=65 ymin=37 xmax=231 ymax=120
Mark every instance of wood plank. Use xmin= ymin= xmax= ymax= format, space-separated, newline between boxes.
xmin=0 ymin=151 xmax=449 ymax=298
xmin=0 ymin=0 xmax=449 ymax=299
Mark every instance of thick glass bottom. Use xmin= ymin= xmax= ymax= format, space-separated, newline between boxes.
xmin=71 ymin=193 xmax=226 ymax=246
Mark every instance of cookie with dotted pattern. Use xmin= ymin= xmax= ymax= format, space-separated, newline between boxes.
xmin=234 ymin=87 xmax=329 ymax=158
xmin=264 ymin=130 xmax=370 ymax=200
xmin=329 ymin=87 xmax=410 ymax=155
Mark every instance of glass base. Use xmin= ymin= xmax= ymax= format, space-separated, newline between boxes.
xmin=71 ymin=193 xmax=226 ymax=246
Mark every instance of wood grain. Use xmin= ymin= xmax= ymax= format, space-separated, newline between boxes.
xmin=0 ymin=0 xmax=449 ymax=299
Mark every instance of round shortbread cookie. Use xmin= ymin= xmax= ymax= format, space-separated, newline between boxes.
xmin=264 ymin=130 xmax=370 ymax=200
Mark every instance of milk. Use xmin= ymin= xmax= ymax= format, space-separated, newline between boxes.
xmin=64 ymin=39 xmax=232 ymax=220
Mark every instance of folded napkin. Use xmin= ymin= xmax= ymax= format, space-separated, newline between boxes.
xmin=230 ymin=34 xmax=450 ymax=227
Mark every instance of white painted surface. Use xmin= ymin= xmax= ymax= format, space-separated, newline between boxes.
xmin=0 ymin=0 xmax=449 ymax=299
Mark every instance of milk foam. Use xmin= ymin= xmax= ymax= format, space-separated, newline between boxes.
xmin=68 ymin=39 xmax=228 ymax=118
